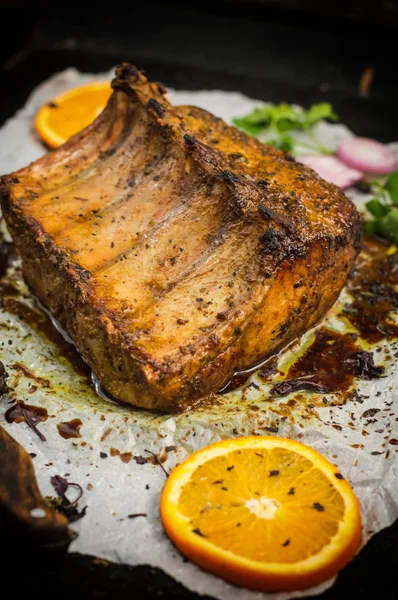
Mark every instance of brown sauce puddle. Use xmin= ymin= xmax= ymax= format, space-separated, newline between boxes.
xmin=343 ymin=235 xmax=398 ymax=342
xmin=5 ymin=400 xmax=49 ymax=441
xmin=271 ymin=328 xmax=384 ymax=397
xmin=110 ymin=447 xmax=133 ymax=463
xmin=0 ymin=281 xmax=20 ymax=297
xmin=0 ymin=237 xmax=17 ymax=279
xmin=57 ymin=418 xmax=83 ymax=439
xmin=5 ymin=400 xmax=48 ymax=424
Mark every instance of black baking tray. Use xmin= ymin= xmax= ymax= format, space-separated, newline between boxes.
xmin=0 ymin=3 xmax=397 ymax=598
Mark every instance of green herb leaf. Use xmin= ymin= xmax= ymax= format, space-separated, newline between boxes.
xmin=267 ymin=136 xmax=294 ymax=151
xmin=267 ymin=103 xmax=301 ymax=122
xmin=267 ymin=104 xmax=304 ymax=133
xmin=364 ymin=221 xmax=377 ymax=234
xmin=365 ymin=198 xmax=390 ymax=218
xmin=232 ymin=117 xmax=264 ymax=137
xmin=276 ymin=118 xmax=303 ymax=133
xmin=232 ymin=102 xmax=337 ymax=155
xmin=304 ymin=103 xmax=338 ymax=128
xmin=234 ymin=106 xmax=278 ymax=129
xmin=240 ymin=106 xmax=274 ymax=126
xmin=365 ymin=171 xmax=398 ymax=243
xmin=375 ymin=210 xmax=398 ymax=243
xmin=233 ymin=104 xmax=302 ymax=135
xmin=385 ymin=171 xmax=398 ymax=205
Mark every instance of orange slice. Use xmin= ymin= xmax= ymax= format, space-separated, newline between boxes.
xmin=160 ymin=436 xmax=361 ymax=592
xmin=35 ymin=81 xmax=112 ymax=148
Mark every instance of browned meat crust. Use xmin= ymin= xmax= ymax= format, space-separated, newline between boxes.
xmin=0 ymin=63 xmax=362 ymax=412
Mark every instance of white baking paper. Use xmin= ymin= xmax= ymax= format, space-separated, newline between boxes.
xmin=0 ymin=69 xmax=397 ymax=600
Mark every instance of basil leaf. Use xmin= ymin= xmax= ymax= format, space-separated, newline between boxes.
xmin=385 ymin=171 xmax=398 ymax=205
xmin=365 ymin=198 xmax=390 ymax=218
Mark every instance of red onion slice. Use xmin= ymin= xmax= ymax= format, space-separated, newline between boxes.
xmin=297 ymin=155 xmax=363 ymax=189
xmin=337 ymin=137 xmax=397 ymax=175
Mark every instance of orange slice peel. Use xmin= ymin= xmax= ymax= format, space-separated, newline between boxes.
xmin=160 ymin=436 xmax=362 ymax=592
xmin=35 ymin=81 xmax=112 ymax=148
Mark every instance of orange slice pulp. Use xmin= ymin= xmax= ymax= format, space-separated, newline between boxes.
xmin=160 ymin=436 xmax=361 ymax=592
xmin=35 ymin=81 xmax=112 ymax=148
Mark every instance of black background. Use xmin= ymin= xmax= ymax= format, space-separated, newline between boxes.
xmin=1 ymin=2 xmax=397 ymax=598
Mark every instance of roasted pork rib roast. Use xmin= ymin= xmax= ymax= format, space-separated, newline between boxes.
xmin=0 ymin=64 xmax=362 ymax=411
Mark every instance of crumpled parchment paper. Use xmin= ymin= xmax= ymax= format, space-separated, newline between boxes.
xmin=0 ymin=68 xmax=397 ymax=600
